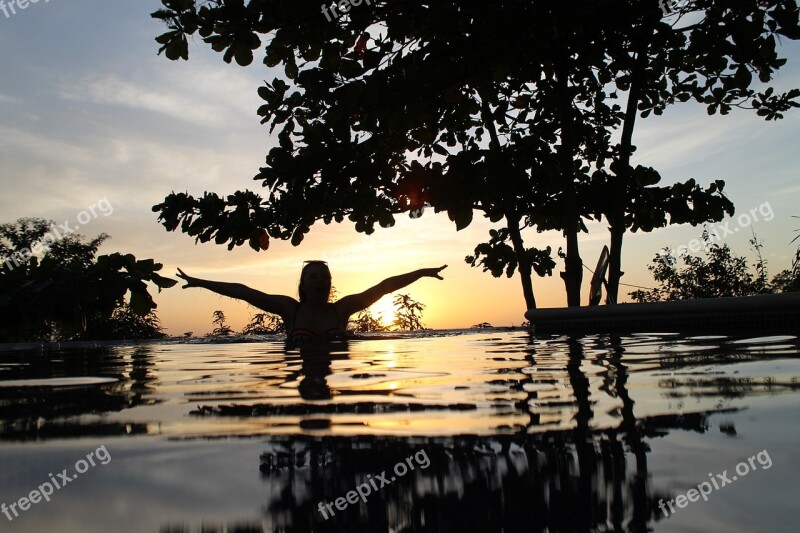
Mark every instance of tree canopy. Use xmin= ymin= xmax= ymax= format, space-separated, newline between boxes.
xmin=152 ymin=0 xmax=799 ymax=309
xmin=0 ymin=218 xmax=176 ymax=342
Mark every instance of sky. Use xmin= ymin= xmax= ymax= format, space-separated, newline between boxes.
xmin=1 ymin=1 xmax=798 ymax=336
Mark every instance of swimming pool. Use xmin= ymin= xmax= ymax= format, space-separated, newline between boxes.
xmin=1 ymin=330 xmax=798 ymax=531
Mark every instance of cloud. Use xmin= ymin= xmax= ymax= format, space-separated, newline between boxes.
xmin=632 ymin=109 xmax=751 ymax=172
xmin=0 ymin=93 xmax=19 ymax=105
xmin=59 ymin=75 xmax=226 ymax=127
xmin=57 ymin=59 xmax=264 ymax=128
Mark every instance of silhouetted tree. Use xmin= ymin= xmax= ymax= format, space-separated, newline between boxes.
xmin=347 ymin=309 xmax=389 ymax=333
xmin=151 ymin=0 xmax=799 ymax=310
xmin=792 ymin=215 xmax=800 ymax=280
xmin=242 ymin=312 xmax=284 ymax=334
xmin=0 ymin=217 xmax=175 ymax=341
xmin=770 ymin=269 xmax=800 ymax=293
xmin=208 ymin=310 xmax=233 ymax=336
xmin=392 ymin=293 xmax=425 ymax=331
xmin=630 ymin=230 xmax=793 ymax=301
xmin=76 ymin=303 xmax=167 ymax=340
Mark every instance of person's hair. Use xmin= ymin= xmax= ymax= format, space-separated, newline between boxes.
xmin=298 ymin=261 xmax=332 ymax=303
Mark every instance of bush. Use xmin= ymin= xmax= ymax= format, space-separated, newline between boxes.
xmin=630 ymin=231 xmax=796 ymax=302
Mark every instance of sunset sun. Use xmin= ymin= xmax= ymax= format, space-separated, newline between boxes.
xmin=369 ymin=296 xmax=397 ymax=327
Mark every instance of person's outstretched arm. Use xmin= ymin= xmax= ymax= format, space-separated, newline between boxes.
xmin=176 ymin=268 xmax=296 ymax=318
xmin=336 ymin=265 xmax=447 ymax=318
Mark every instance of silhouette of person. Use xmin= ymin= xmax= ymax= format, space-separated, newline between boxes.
xmin=176 ymin=261 xmax=447 ymax=340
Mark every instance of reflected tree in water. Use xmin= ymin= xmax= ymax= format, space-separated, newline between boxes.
xmin=0 ymin=346 xmax=159 ymax=441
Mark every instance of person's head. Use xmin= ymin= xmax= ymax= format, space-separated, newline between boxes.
xmin=298 ymin=260 xmax=332 ymax=303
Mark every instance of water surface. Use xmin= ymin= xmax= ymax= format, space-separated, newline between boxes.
xmin=1 ymin=330 xmax=798 ymax=531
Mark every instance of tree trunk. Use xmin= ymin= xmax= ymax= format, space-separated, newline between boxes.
xmin=607 ymin=226 xmax=624 ymax=304
xmin=561 ymin=223 xmax=583 ymax=307
xmin=479 ymin=94 xmax=539 ymax=310
xmin=507 ymin=215 xmax=537 ymax=310
xmin=607 ymin=40 xmax=649 ymax=303
xmin=555 ymin=53 xmax=583 ymax=307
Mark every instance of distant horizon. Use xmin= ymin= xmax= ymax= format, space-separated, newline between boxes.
xmin=0 ymin=324 xmax=533 ymax=346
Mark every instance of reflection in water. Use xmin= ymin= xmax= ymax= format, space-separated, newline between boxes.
xmin=0 ymin=345 xmax=157 ymax=440
xmin=2 ymin=332 xmax=793 ymax=440
xmin=212 ymin=334 xmax=784 ymax=531
xmin=252 ymin=413 xmax=720 ymax=531
xmin=290 ymin=340 xmax=349 ymax=401
xmin=0 ymin=332 xmax=798 ymax=531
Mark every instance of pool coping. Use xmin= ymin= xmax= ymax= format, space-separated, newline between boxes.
xmin=524 ymin=292 xmax=800 ymax=335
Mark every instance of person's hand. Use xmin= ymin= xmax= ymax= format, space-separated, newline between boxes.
xmin=422 ymin=265 xmax=448 ymax=280
xmin=176 ymin=268 xmax=199 ymax=289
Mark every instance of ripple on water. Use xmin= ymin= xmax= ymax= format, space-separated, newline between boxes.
xmin=730 ymin=335 xmax=798 ymax=344
xmin=0 ymin=330 xmax=798 ymax=439
xmin=1 ymin=329 xmax=799 ymax=533
xmin=0 ymin=376 xmax=119 ymax=387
